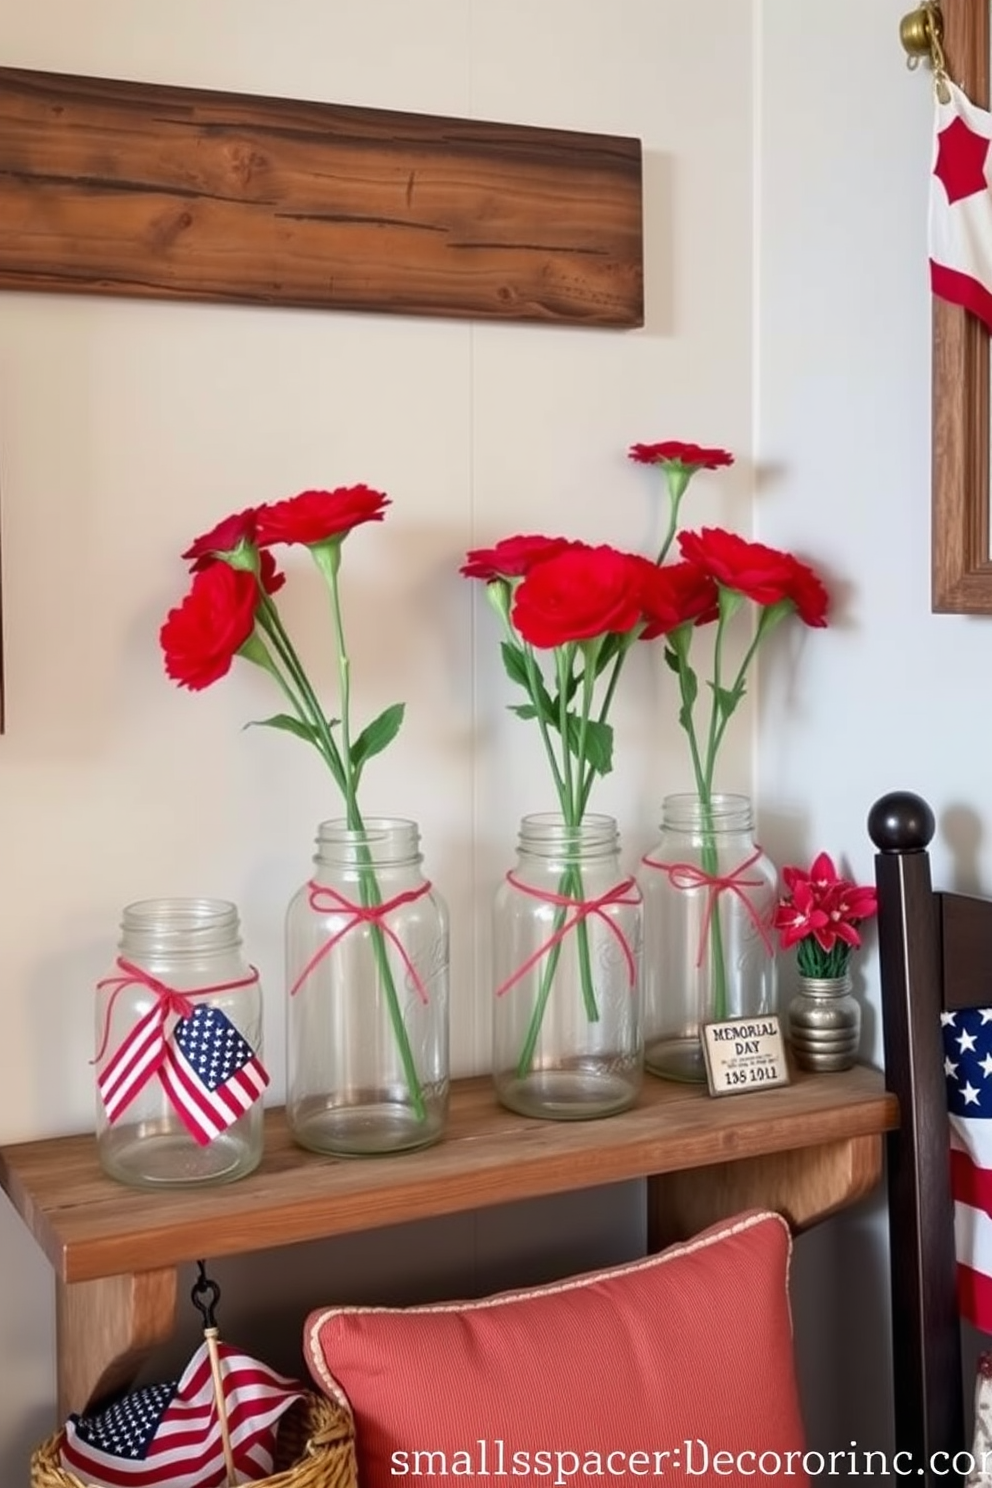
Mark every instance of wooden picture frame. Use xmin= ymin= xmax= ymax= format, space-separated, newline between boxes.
xmin=932 ymin=0 xmax=992 ymax=612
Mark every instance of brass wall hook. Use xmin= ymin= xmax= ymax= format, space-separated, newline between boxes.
xmin=899 ymin=3 xmax=949 ymax=99
xmin=900 ymin=2 xmax=943 ymax=61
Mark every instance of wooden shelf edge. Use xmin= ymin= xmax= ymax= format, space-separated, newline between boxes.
xmin=0 ymin=1065 xmax=898 ymax=1285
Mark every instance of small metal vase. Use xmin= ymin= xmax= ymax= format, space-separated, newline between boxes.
xmin=786 ymin=973 xmax=861 ymax=1072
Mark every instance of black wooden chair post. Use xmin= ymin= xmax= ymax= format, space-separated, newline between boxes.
xmin=869 ymin=791 xmax=964 ymax=1475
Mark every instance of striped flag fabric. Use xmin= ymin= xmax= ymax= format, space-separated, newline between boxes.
xmin=96 ymin=1004 xmax=169 ymax=1125
xmin=60 ymin=1340 xmax=306 ymax=1487
xmin=930 ymin=80 xmax=992 ymax=332
xmin=942 ymin=1007 xmax=992 ymax=1330
xmin=158 ymin=1005 xmax=269 ymax=1147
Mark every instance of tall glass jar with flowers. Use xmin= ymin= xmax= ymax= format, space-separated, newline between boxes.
xmin=160 ymin=488 xmax=449 ymax=1156
xmin=462 ymin=538 xmax=660 ymax=1120
xmin=775 ymin=851 xmax=877 ymax=1071
xmin=630 ymin=443 xmax=830 ymax=1082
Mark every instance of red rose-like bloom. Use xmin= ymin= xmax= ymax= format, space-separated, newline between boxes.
xmin=160 ymin=563 xmax=261 ymax=691
xmin=255 ymin=485 xmax=389 ymax=548
xmin=183 ymin=507 xmax=259 ymax=567
xmin=512 ymin=545 xmax=644 ymax=650
xmin=628 ymin=442 xmax=735 ymax=470
xmin=678 ymin=527 xmax=829 ymax=627
xmin=460 ymin=534 xmax=575 ymax=581
xmin=631 ymin=558 xmax=719 ymax=640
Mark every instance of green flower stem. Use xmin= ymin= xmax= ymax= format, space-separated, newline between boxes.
xmin=313 ymin=543 xmax=359 ymax=827
xmin=519 ymin=641 xmax=567 ymax=805
xmin=264 ymin=543 xmax=426 ymax=1124
xmin=514 ymin=643 xmax=600 ymax=1079
xmin=256 ymin=596 xmax=343 ymax=762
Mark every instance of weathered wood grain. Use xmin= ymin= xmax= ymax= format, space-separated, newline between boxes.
xmin=0 ymin=1066 xmax=897 ymax=1285
xmin=0 ymin=67 xmax=643 ymax=327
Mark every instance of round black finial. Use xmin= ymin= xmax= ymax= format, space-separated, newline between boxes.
xmin=867 ymin=791 xmax=936 ymax=852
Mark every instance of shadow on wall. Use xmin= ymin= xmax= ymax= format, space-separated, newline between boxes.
xmin=135 ymin=1182 xmax=646 ymax=1388
xmin=790 ymin=1194 xmax=894 ymax=1462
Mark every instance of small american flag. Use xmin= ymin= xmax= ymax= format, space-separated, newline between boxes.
xmin=60 ymin=1340 xmax=305 ymax=1487
xmin=97 ymin=1003 xmax=170 ymax=1125
xmin=159 ymin=1006 xmax=269 ymax=1147
xmin=943 ymin=1007 xmax=992 ymax=1331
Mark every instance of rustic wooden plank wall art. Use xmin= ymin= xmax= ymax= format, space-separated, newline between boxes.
xmin=0 ymin=67 xmax=644 ymax=326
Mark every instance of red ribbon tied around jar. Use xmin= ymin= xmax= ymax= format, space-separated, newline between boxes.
xmin=495 ymin=874 xmax=641 ymax=997
xmin=287 ymin=879 xmax=434 ymax=1003
xmin=639 ymin=847 xmax=775 ymax=968
xmin=94 ymin=957 xmax=264 ymax=1135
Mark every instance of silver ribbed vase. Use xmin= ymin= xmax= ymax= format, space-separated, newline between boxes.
xmin=786 ymin=973 xmax=860 ymax=1072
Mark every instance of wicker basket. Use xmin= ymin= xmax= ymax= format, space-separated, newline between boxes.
xmin=29 ymin=1391 xmax=357 ymax=1488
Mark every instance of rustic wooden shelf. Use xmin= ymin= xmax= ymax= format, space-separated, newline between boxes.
xmin=0 ymin=1065 xmax=898 ymax=1420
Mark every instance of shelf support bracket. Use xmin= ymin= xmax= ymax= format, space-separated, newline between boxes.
xmin=55 ymin=1267 xmax=178 ymax=1418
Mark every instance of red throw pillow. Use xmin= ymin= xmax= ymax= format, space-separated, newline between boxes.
xmin=304 ymin=1209 xmax=809 ymax=1487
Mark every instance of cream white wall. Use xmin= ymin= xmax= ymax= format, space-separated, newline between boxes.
xmin=755 ymin=0 xmax=960 ymax=1460
xmin=0 ymin=1 xmax=755 ymax=1475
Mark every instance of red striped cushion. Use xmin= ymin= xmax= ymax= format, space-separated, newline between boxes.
xmin=304 ymin=1209 xmax=808 ymax=1487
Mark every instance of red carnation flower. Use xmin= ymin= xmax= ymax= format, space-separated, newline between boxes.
xmin=628 ymin=442 xmax=734 ymax=471
xmin=255 ymin=485 xmax=390 ymax=548
xmin=678 ymin=527 xmax=829 ymax=626
xmin=512 ymin=545 xmax=644 ymax=649
xmin=160 ymin=563 xmax=261 ymax=692
xmin=183 ymin=507 xmax=259 ymax=567
xmin=631 ymin=558 xmax=719 ymax=640
xmin=460 ymin=534 xmax=575 ymax=581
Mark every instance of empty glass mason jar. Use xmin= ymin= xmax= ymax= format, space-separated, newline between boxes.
xmin=286 ymin=818 xmax=449 ymax=1156
xmin=639 ymin=793 xmax=778 ymax=1083
xmin=94 ymin=898 xmax=266 ymax=1187
xmin=492 ymin=813 xmax=643 ymax=1120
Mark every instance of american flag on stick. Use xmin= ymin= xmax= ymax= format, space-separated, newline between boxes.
xmin=158 ymin=1005 xmax=269 ymax=1146
xmin=60 ymin=1339 xmax=305 ymax=1487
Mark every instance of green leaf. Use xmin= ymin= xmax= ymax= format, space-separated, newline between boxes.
xmin=244 ymin=713 xmax=320 ymax=744
xmin=711 ymin=681 xmax=746 ymax=721
xmin=509 ymin=704 xmax=538 ymax=720
xmin=663 ymin=646 xmax=681 ymax=675
xmin=564 ymin=715 xmax=614 ymax=777
xmin=351 ymin=702 xmax=405 ymax=770
xmin=499 ymin=641 xmax=532 ymax=692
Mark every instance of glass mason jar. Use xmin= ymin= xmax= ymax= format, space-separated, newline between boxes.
xmin=787 ymin=973 xmax=861 ymax=1072
xmin=286 ymin=818 xmax=449 ymax=1156
xmin=95 ymin=898 xmax=265 ymax=1188
xmin=639 ymin=794 xmax=778 ymax=1083
xmin=492 ymin=813 xmax=643 ymax=1121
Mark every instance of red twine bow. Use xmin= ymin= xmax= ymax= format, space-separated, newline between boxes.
xmin=495 ymin=874 xmax=640 ymax=998
xmin=639 ymin=847 xmax=774 ymax=968
xmin=93 ymin=956 xmax=261 ymax=1125
xmin=287 ymin=879 xmax=434 ymax=1003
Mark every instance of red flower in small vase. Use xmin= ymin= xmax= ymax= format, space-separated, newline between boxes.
xmin=776 ymin=852 xmax=877 ymax=977
xmin=160 ymin=562 xmax=262 ymax=691
xmin=255 ymin=485 xmax=390 ymax=548
xmin=460 ymin=534 xmax=575 ymax=582
xmin=512 ymin=544 xmax=645 ymax=649
xmin=628 ymin=441 xmax=734 ymax=471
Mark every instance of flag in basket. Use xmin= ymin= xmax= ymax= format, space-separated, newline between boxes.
xmin=60 ymin=1339 xmax=305 ymax=1488
xmin=930 ymin=79 xmax=992 ymax=332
